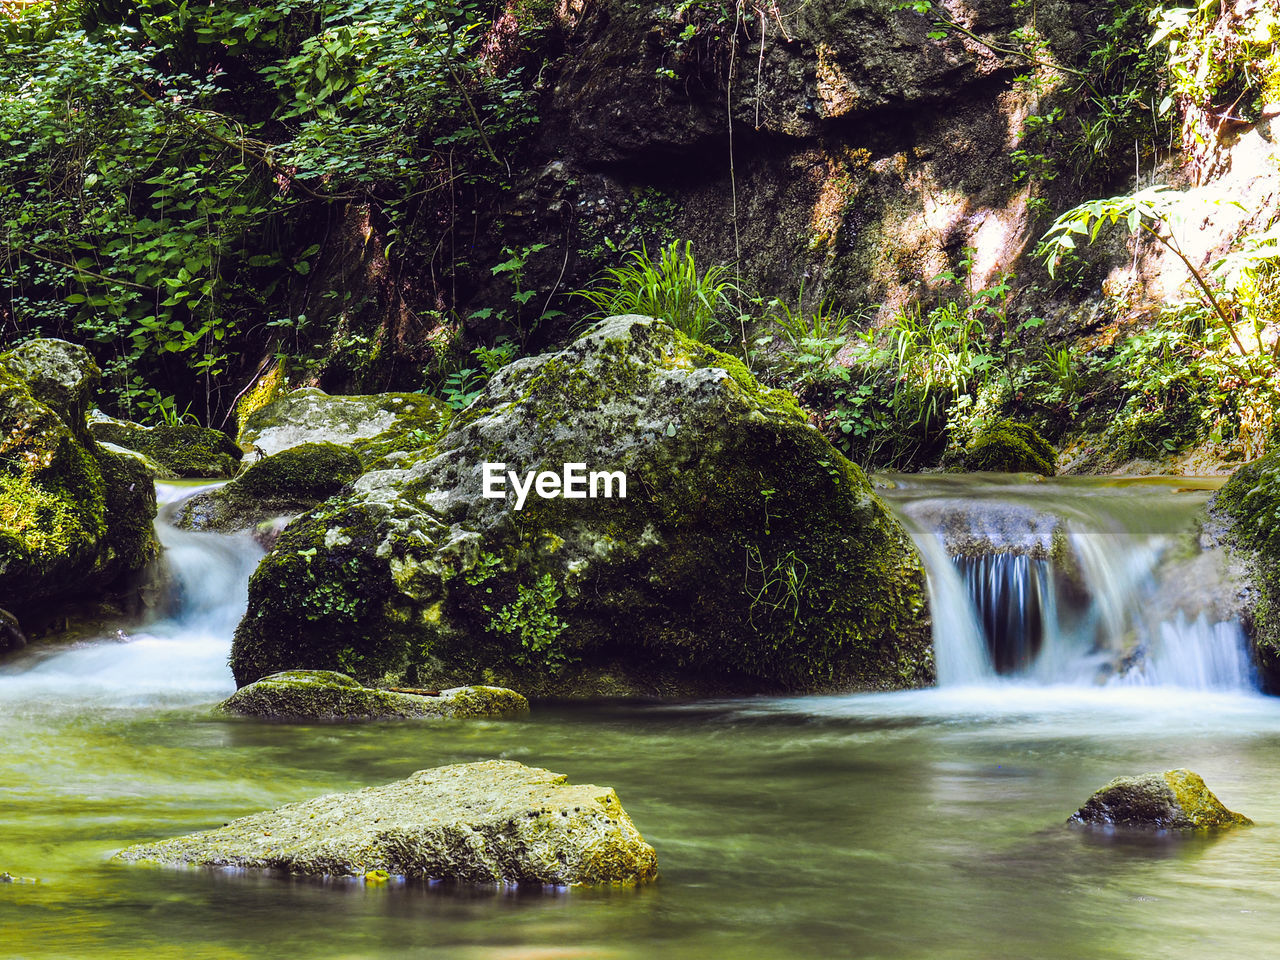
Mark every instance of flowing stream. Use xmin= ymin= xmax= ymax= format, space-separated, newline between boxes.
xmin=5 ymin=477 xmax=1280 ymax=959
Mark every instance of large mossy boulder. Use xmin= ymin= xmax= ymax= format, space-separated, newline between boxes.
xmin=0 ymin=340 xmax=159 ymax=625
xmin=1205 ymin=448 xmax=1280 ymax=688
xmin=174 ymin=442 xmax=363 ymax=533
xmin=89 ymin=414 xmax=241 ymax=479
xmin=219 ymin=670 xmax=530 ymax=721
xmin=1069 ymin=769 xmax=1251 ymax=831
xmin=237 ymin=388 xmax=450 ymax=469
xmin=115 ymin=759 xmax=658 ymax=885
xmin=231 ymin=316 xmax=933 ymax=697
xmin=962 ymin=420 xmax=1056 ymax=475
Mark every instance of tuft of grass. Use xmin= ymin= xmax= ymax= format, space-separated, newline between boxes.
xmin=574 ymin=240 xmax=740 ymax=342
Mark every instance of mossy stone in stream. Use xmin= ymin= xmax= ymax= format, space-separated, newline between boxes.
xmin=231 ymin=316 xmax=933 ymax=697
xmin=963 ymin=420 xmax=1056 ymax=475
xmin=89 ymin=414 xmax=242 ymax=479
xmin=114 ymin=759 xmax=658 ymax=885
xmin=174 ymin=443 xmax=363 ymax=533
xmin=1205 ymin=448 xmax=1280 ymax=688
xmin=1069 ymin=769 xmax=1250 ymax=830
xmin=219 ymin=670 xmax=529 ymax=720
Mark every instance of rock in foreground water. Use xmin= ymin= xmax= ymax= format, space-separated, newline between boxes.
xmin=115 ymin=760 xmax=657 ymax=885
xmin=220 ymin=670 xmax=529 ymax=720
xmin=1069 ymin=769 xmax=1251 ymax=831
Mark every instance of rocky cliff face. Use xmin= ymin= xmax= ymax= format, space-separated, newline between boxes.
xmin=488 ymin=0 xmax=1098 ymax=325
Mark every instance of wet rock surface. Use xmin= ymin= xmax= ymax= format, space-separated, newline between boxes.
xmin=89 ymin=414 xmax=242 ymax=479
xmin=174 ymin=442 xmax=363 ymax=534
xmin=1069 ymin=769 xmax=1251 ymax=831
xmin=115 ymin=759 xmax=658 ymax=885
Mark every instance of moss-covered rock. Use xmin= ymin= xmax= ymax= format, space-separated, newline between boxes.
xmin=219 ymin=670 xmax=529 ymax=720
xmin=237 ymin=388 xmax=450 ymax=470
xmin=1205 ymin=449 xmax=1280 ymax=688
xmin=1069 ymin=769 xmax=1251 ymax=831
xmin=89 ymin=413 xmax=242 ymax=479
xmin=0 ymin=342 xmax=159 ymax=622
xmin=115 ymin=759 xmax=657 ymax=885
xmin=94 ymin=444 xmax=161 ymax=575
xmin=174 ymin=443 xmax=363 ymax=533
xmin=963 ymin=420 xmax=1057 ymax=475
xmin=3 ymin=339 xmax=99 ymax=431
xmin=231 ymin=316 xmax=933 ymax=697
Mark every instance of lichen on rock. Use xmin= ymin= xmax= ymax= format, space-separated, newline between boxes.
xmin=219 ymin=670 xmax=529 ymax=721
xmin=1069 ymin=769 xmax=1251 ymax=831
xmin=174 ymin=442 xmax=363 ymax=534
xmin=236 ymin=388 xmax=450 ymax=470
xmin=114 ymin=759 xmax=658 ymax=886
xmin=231 ymin=316 xmax=933 ymax=697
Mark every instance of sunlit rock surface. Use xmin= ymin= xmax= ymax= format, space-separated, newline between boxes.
xmin=116 ymin=760 xmax=657 ymax=885
xmin=237 ymin=388 xmax=449 ymax=470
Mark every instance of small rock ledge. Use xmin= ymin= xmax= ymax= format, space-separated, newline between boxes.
xmin=219 ymin=670 xmax=529 ymax=721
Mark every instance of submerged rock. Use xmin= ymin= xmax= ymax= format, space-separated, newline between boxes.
xmin=220 ymin=670 xmax=529 ymax=720
xmin=89 ymin=413 xmax=242 ymax=479
xmin=1205 ymin=450 xmax=1280 ymax=690
xmin=0 ymin=341 xmax=158 ymax=622
xmin=237 ymin=388 xmax=450 ymax=469
xmin=174 ymin=443 xmax=363 ymax=534
xmin=1069 ymin=769 xmax=1251 ymax=831
xmin=230 ymin=316 xmax=933 ymax=697
xmin=962 ymin=420 xmax=1056 ymax=476
xmin=115 ymin=759 xmax=658 ymax=885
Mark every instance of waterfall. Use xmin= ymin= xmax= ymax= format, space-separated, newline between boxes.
xmin=0 ymin=483 xmax=263 ymax=708
xmin=881 ymin=475 xmax=1257 ymax=692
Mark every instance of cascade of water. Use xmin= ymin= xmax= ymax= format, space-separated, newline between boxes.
xmin=908 ymin=533 xmax=989 ymax=685
xmin=879 ymin=475 xmax=1257 ymax=692
xmin=954 ymin=554 xmax=1049 ymax=674
xmin=0 ymin=484 xmax=263 ymax=708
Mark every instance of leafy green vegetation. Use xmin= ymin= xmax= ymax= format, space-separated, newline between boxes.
xmin=0 ymin=0 xmax=545 ymax=423
xmin=485 ymin=573 xmax=573 ymax=673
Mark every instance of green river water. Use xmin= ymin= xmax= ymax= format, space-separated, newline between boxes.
xmin=3 ymin=478 xmax=1279 ymax=959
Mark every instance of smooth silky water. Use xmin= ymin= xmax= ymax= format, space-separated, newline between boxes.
xmin=5 ymin=478 xmax=1280 ymax=959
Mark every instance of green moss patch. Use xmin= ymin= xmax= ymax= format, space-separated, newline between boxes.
xmin=175 ymin=442 xmax=363 ymax=533
xmin=963 ymin=419 xmax=1056 ymax=475
xmin=89 ymin=417 xmax=241 ymax=479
